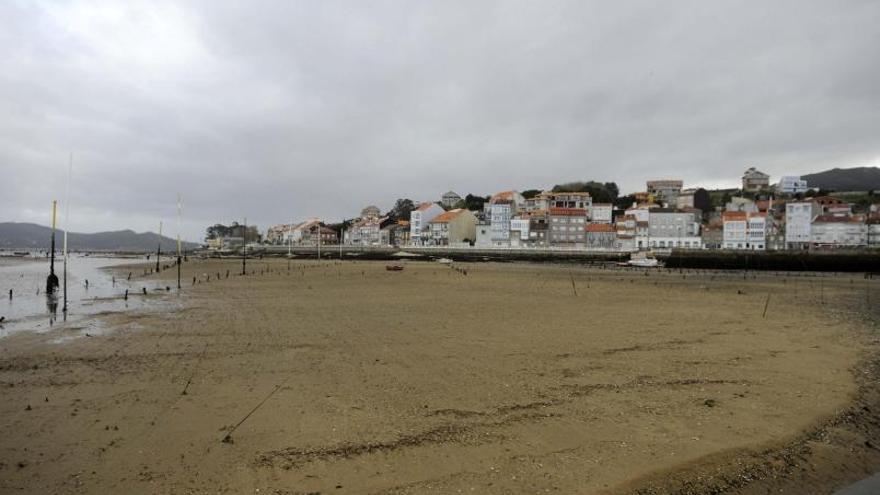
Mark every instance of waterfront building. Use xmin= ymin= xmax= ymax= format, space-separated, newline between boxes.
xmin=785 ymin=201 xmax=821 ymax=249
xmin=427 ymin=209 xmax=477 ymax=246
xmin=409 ymin=202 xmax=445 ymax=245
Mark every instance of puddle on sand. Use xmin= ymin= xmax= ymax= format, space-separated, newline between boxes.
xmin=0 ymin=254 xmax=183 ymax=339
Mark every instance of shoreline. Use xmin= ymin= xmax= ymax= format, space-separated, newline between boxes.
xmin=1 ymin=259 xmax=877 ymax=493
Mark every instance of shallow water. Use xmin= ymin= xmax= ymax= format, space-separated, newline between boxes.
xmin=835 ymin=472 xmax=880 ymax=495
xmin=0 ymin=254 xmax=181 ymax=337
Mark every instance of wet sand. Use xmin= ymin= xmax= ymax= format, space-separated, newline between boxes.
xmin=1 ymin=259 xmax=878 ymax=494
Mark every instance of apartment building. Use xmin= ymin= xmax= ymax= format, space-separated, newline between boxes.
xmin=549 ymin=207 xmax=588 ymax=246
xmin=785 ymin=201 xmax=821 ymax=249
xmin=647 ymin=209 xmax=702 ymax=249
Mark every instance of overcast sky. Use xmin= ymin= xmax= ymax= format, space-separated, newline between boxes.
xmin=2 ymin=0 xmax=879 ymax=240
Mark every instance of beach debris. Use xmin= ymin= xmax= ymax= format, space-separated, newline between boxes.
xmin=124 ymin=290 xmax=129 ymax=301
xmin=703 ymin=398 xmax=717 ymax=408
xmin=385 ymin=265 xmax=404 ymax=271
xmin=0 ymin=316 xmax=5 ymax=324
xmin=142 ymin=287 xmax=147 ymax=296
xmin=8 ymin=289 xmax=11 ymax=300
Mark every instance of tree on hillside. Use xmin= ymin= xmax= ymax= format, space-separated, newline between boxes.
xmin=457 ymin=194 xmax=489 ymax=211
xmin=614 ymin=194 xmax=636 ymax=209
xmin=325 ymin=219 xmax=356 ymax=235
xmin=551 ymin=181 xmax=619 ymax=203
xmin=387 ymin=198 xmax=416 ymax=222
xmin=521 ymin=189 xmax=541 ymax=199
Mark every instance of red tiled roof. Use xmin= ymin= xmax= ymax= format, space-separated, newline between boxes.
xmin=549 ymin=207 xmax=587 ymax=216
xmin=814 ymin=214 xmax=862 ymax=223
xmin=430 ymin=209 xmax=468 ymax=223
xmin=812 ymin=196 xmax=844 ymax=205
xmin=416 ymin=202 xmax=438 ymax=212
xmin=585 ymin=223 xmax=616 ymax=233
xmin=490 ymin=190 xmax=519 ymax=203
xmin=723 ymin=211 xmax=747 ymax=221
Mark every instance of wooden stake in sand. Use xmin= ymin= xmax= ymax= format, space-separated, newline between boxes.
xmin=569 ymin=272 xmax=578 ymax=297
xmin=221 ymin=377 xmax=290 ymax=443
xmin=762 ymin=293 xmax=771 ymax=318
xmin=181 ymin=343 xmax=208 ymax=396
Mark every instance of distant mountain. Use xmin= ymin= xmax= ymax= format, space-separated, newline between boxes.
xmin=0 ymin=223 xmax=200 ymax=252
xmin=801 ymin=167 xmax=880 ymax=191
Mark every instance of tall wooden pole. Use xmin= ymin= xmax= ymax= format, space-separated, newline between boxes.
xmin=242 ymin=218 xmax=247 ymax=275
xmin=177 ymin=195 xmax=182 ymax=290
xmin=46 ymin=200 xmax=59 ymax=294
xmin=63 ymin=154 xmax=72 ymax=313
xmin=156 ymin=221 xmax=162 ymax=273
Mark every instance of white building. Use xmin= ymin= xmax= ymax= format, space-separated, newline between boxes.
xmin=723 ymin=211 xmax=769 ymax=250
xmin=725 ymin=197 xmax=758 ymax=213
xmin=488 ymin=203 xmax=513 ymax=246
xmin=647 ymin=209 xmax=702 ymax=249
xmin=440 ymin=191 xmax=462 ymax=209
xmin=868 ymin=215 xmax=880 ymax=247
xmin=777 ymin=176 xmax=808 ymax=194
xmin=624 ymin=205 xmax=652 ymax=223
xmin=811 ymin=215 xmax=868 ymax=247
xmin=409 ymin=203 xmax=445 ymax=245
xmin=785 ymin=201 xmax=821 ymax=249
xmin=509 ymin=217 xmax=531 ymax=247
xmin=483 ymin=190 xmax=525 ymax=247
xmin=589 ymin=203 xmax=613 ymax=223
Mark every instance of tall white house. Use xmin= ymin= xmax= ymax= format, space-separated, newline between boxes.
xmin=785 ymin=201 xmax=821 ymax=249
xmin=409 ymin=202 xmax=445 ymax=245
xmin=589 ymin=203 xmax=614 ymax=223
xmin=489 ymin=203 xmax=513 ymax=245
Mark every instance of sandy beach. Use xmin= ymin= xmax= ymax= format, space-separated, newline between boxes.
xmin=1 ymin=259 xmax=878 ymax=494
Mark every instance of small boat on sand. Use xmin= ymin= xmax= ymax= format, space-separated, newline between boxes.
xmin=385 ymin=265 xmax=404 ymax=271
xmin=627 ymin=252 xmax=660 ymax=268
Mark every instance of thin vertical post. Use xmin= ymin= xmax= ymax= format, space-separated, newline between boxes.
xmin=177 ymin=195 xmax=182 ymax=290
xmin=47 ymin=200 xmax=59 ymax=294
xmin=156 ymin=221 xmax=162 ymax=273
xmin=63 ymin=154 xmax=71 ymax=313
xmin=242 ymin=217 xmax=247 ymax=276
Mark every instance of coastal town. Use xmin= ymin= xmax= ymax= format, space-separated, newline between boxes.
xmin=206 ymin=167 xmax=880 ymax=253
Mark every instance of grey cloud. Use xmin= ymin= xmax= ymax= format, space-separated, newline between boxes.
xmin=2 ymin=0 xmax=879 ymax=240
